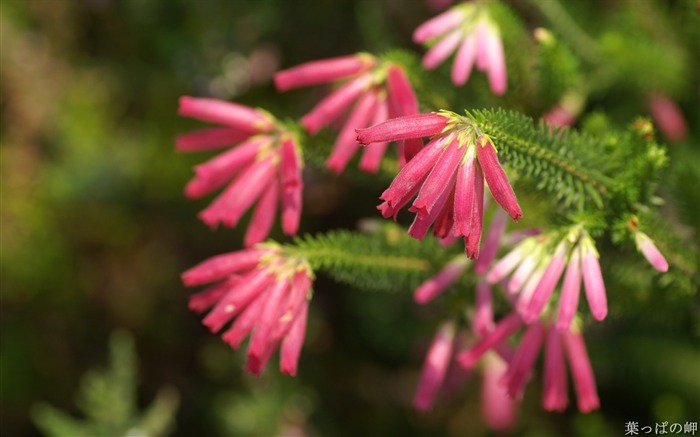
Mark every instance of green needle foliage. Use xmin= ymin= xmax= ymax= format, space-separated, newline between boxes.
xmin=31 ymin=332 xmax=179 ymax=437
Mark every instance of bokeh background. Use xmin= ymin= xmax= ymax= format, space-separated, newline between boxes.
xmin=2 ymin=0 xmax=699 ymax=436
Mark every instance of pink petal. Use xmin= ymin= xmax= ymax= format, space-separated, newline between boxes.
xmin=453 ymin=147 xmax=478 ymax=238
xmin=411 ymin=139 xmax=463 ymax=218
xmin=356 ymin=113 xmax=449 ymax=145
xmin=188 ymin=276 xmax=240 ymax=313
xmin=556 ymin=248 xmax=582 ymax=332
xmin=274 ymin=54 xmax=375 ymax=91
xmin=176 ymin=127 xmax=252 ymax=152
xmin=481 ymin=353 xmax=518 ymax=432
xmin=473 ymin=280 xmax=494 ymax=335
xmin=359 ymin=100 xmax=390 ymax=172
xmin=422 ymin=28 xmax=464 ymax=70
xmin=484 ymin=26 xmax=507 ymax=95
xmin=413 ymin=321 xmax=457 ymax=411
xmin=301 ymin=73 xmax=372 ymax=135
xmin=451 ymin=34 xmax=476 ymax=86
xmin=178 ymin=96 xmax=272 ymax=132
xmin=635 ymin=232 xmax=668 ymax=272
xmin=564 ymin=330 xmax=600 ymax=413
xmin=247 ymin=277 xmax=290 ymax=361
xmin=523 ymin=244 xmax=567 ymax=323
xmin=326 ymin=90 xmax=379 ymax=174
xmin=502 ymin=321 xmax=545 ymax=400
xmin=458 ymin=312 xmax=523 ymax=369
xmin=414 ymin=256 xmax=470 ymax=304
xmin=475 ymin=135 xmax=522 ymax=221
xmin=474 ymin=210 xmax=508 ymax=274
xmin=464 ymin=163 xmax=485 ymax=259
xmin=243 ymin=180 xmax=279 ymax=247
xmin=181 ymin=249 xmax=266 ymax=286
xmin=221 ymin=285 xmax=272 ymax=349
xmin=280 ymin=300 xmax=309 ymax=376
xmin=413 ymin=8 xmax=464 ymax=43
xmin=648 ymin=93 xmax=688 ymax=142
xmin=280 ymin=137 xmax=304 ymax=236
xmin=543 ymin=327 xmax=569 ymax=411
xmin=582 ymin=249 xmax=607 ymax=321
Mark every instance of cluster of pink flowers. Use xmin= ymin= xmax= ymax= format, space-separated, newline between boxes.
xmin=178 ymin=97 xmax=303 ymax=247
xmin=183 ymin=244 xmax=313 ymax=376
xmin=414 ymin=2 xmax=507 ymax=94
xmin=413 ymin=321 xmax=518 ymax=432
xmin=274 ymin=54 xmax=421 ymax=173
xmin=357 ymin=111 xmax=522 ymax=259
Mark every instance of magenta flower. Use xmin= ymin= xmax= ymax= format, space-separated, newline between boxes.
xmin=274 ymin=54 xmax=421 ymax=173
xmin=481 ymin=352 xmax=518 ymax=432
xmin=357 ymin=111 xmax=522 ymax=258
xmin=487 ymin=231 xmax=607 ymax=325
xmin=564 ymin=329 xmax=600 ymax=412
xmin=413 ymin=321 xmax=457 ymax=411
xmin=413 ymin=2 xmax=507 ymax=94
xmin=634 ymin=231 xmax=669 ymax=273
xmin=177 ymin=97 xmax=304 ymax=246
xmin=414 ymin=256 xmax=470 ymax=304
xmin=182 ymin=244 xmax=313 ymax=376
xmin=543 ymin=327 xmax=568 ymax=411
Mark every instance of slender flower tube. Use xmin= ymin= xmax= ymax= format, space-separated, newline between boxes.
xmin=481 ymin=352 xmax=518 ymax=432
xmin=458 ymin=312 xmax=523 ymax=369
xmin=183 ymin=244 xmax=314 ymax=376
xmin=581 ymin=236 xmax=607 ymax=321
xmin=543 ymin=327 xmax=569 ymax=411
xmin=275 ymin=53 xmax=421 ymax=172
xmin=634 ymin=231 xmax=669 ymax=273
xmin=473 ymin=280 xmax=494 ymax=335
xmin=473 ymin=210 xmax=508 ymax=274
xmin=413 ymin=321 xmax=457 ymax=410
xmin=564 ymin=329 xmax=600 ymax=412
xmin=414 ymin=256 xmax=470 ymax=304
xmin=522 ymin=242 xmax=568 ymax=323
xmin=556 ymin=247 xmax=582 ymax=331
xmin=359 ymin=111 xmax=522 ymax=258
xmin=413 ymin=2 xmax=508 ymax=93
xmin=501 ymin=322 xmax=545 ymax=400
xmin=177 ymin=97 xmax=304 ymax=245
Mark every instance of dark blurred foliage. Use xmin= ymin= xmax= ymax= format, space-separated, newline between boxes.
xmin=1 ymin=0 xmax=698 ymax=436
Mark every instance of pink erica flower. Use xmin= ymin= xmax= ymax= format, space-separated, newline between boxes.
xmin=177 ymin=97 xmax=304 ymax=246
xmin=648 ymin=93 xmax=688 ymax=142
xmin=414 ymin=256 xmax=470 ymax=304
xmin=487 ymin=230 xmax=607 ymax=325
xmin=634 ymin=231 xmax=669 ymax=273
xmin=414 ymin=2 xmax=507 ymax=94
xmin=413 ymin=321 xmax=457 ymax=410
xmin=357 ymin=111 xmax=522 ymax=258
xmin=564 ymin=329 xmax=600 ymax=412
xmin=481 ymin=352 xmax=518 ymax=432
xmin=274 ymin=54 xmax=421 ymax=173
xmin=183 ymin=243 xmax=313 ymax=376
xmin=543 ymin=327 xmax=568 ymax=411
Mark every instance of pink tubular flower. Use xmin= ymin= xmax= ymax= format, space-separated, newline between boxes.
xmin=522 ymin=242 xmax=568 ymax=323
xmin=183 ymin=244 xmax=314 ymax=376
xmin=648 ymin=93 xmax=688 ymax=142
xmin=634 ymin=231 xmax=669 ymax=273
xmin=580 ymin=237 xmax=607 ymax=321
xmin=414 ymin=256 xmax=470 ymax=304
xmin=481 ymin=352 xmax=518 ymax=432
xmin=413 ymin=3 xmax=507 ymax=93
xmin=473 ymin=280 xmax=494 ymax=335
xmin=177 ymin=97 xmax=304 ymax=246
xmin=274 ymin=53 xmax=421 ymax=173
xmin=542 ymin=327 xmax=568 ymax=411
xmin=556 ymin=246 xmax=582 ymax=332
xmin=564 ymin=329 xmax=600 ymax=412
xmin=413 ymin=321 xmax=457 ymax=410
xmin=458 ymin=312 xmax=523 ymax=369
xmin=358 ymin=111 xmax=522 ymax=258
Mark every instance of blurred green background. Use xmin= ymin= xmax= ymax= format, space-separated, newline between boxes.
xmin=1 ymin=0 xmax=698 ymax=436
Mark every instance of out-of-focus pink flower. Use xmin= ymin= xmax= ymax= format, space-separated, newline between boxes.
xmin=459 ymin=313 xmax=600 ymax=413
xmin=481 ymin=352 xmax=518 ymax=432
xmin=541 ymin=91 xmax=586 ymax=129
xmin=357 ymin=111 xmax=522 ymax=258
xmin=274 ymin=54 xmax=421 ymax=173
xmin=648 ymin=93 xmax=688 ymax=142
xmin=634 ymin=231 xmax=669 ymax=273
xmin=183 ymin=244 xmax=313 ymax=376
xmin=413 ymin=321 xmax=457 ymax=410
xmin=414 ymin=256 xmax=471 ymax=304
xmin=177 ymin=97 xmax=304 ymax=246
xmin=414 ymin=3 xmax=507 ymax=94
xmin=487 ymin=230 xmax=607 ymax=325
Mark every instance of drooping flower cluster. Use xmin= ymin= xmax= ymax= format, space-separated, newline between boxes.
xmin=413 ymin=1 xmax=507 ymax=94
xmin=458 ymin=314 xmax=600 ymax=413
xmin=183 ymin=244 xmax=313 ymax=376
xmin=413 ymin=321 xmax=518 ymax=432
xmin=357 ymin=111 xmax=522 ymax=259
xmin=487 ymin=229 xmax=608 ymax=330
xmin=274 ymin=54 xmax=421 ymax=173
xmin=177 ymin=97 xmax=303 ymax=247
